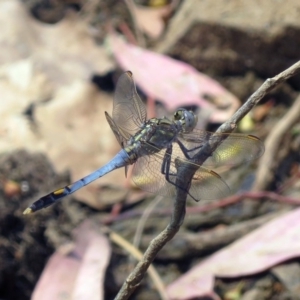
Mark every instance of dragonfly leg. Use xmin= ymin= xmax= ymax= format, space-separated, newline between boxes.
xmin=161 ymin=146 xmax=189 ymax=188
xmin=161 ymin=145 xmax=199 ymax=202
xmin=161 ymin=146 xmax=173 ymax=175
xmin=176 ymin=140 xmax=204 ymax=159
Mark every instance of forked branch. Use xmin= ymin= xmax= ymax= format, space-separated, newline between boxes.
xmin=115 ymin=60 xmax=300 ymax=300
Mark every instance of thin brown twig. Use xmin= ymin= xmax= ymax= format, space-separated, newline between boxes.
xmin=115 ymin=61 xmax=300 ymax=300
xmin=141 ymin=209 xmax=289 ymax=260
xmin=132 ymin=195 xmax=163 ymax=250
xmin=124 ymin=0 xmax=146 ymax=47
xmin=277 ymin=165 xmax=300 ymax=194
xmin=104 ymin=190 xmax=300 ymax=224
xmin=186 ymin=191 xmax=300 ymax=214
xmin=252 ymin=94 xmax=300 ymax=191
xmin=118 ymin=22 xmax=138 ymax=45
xmin=102 ymin=226 xmax=168 ymax=300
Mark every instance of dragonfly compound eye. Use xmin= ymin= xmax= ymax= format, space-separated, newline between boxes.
xmin=173 ymin=109 xmax=197 ymax=132
xmin=181 ymin=110 xmax=198 ymax=133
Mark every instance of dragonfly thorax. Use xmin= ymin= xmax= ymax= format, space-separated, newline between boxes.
xmin=173 ymin=109 xmax=198 ymax=133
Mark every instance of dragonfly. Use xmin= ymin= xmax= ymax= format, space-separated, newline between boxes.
xmin=23 ymin=71 xmax=264 ymax=214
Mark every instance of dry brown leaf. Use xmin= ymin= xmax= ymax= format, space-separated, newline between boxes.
xmin=0 ymin=1 xmax=113 ymax=84
xmin=128 ymin=1 xmax=174 ymax=38
xmin=0 ymin=1 xmax=138 ymax=209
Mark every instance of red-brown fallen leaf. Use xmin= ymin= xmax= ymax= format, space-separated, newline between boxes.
xmin=108 ymin=33 xmax=240 ymax=123
xmin=31 ymin=251 xmax=79 ymax=300
xmin=167 ymin=208 xmax=300 ymax=300
xmin=32 ymin=221 xmax=111 ymax=300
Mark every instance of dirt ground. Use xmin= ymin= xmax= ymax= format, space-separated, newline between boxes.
xmin=1 ymin=0 xmax=300 ymax=299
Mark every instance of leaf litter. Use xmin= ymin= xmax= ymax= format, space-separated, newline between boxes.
xmin=0 ymin=0 xmax=299 ymax=299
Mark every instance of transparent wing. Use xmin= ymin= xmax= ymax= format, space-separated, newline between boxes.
xmin=105 ymin=112 xmax=130 ymax=176
xmin=132 ymin=154 xmax=175 ymax=198
xmin=179 ymin=129 xmax=264 ymax=168
xmin=105 ymin=112 xmax=130 ymax=147
xmin=169 ymin=143 xmax=231 ymax=200
xmin=112 ymin=71 xmax=147 ymax=136
xmin=132 ymin=143 xmax=230 ymax=201
xmin=185 ymin=165 xmax=230 ymax=201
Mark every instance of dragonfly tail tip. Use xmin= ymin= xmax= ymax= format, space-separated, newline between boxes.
xmin=23 ymin=207 xmax=33 ymax=215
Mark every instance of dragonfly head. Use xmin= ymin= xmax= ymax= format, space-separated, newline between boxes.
xmin=173 ymin=109 xmax=198 ymax=133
